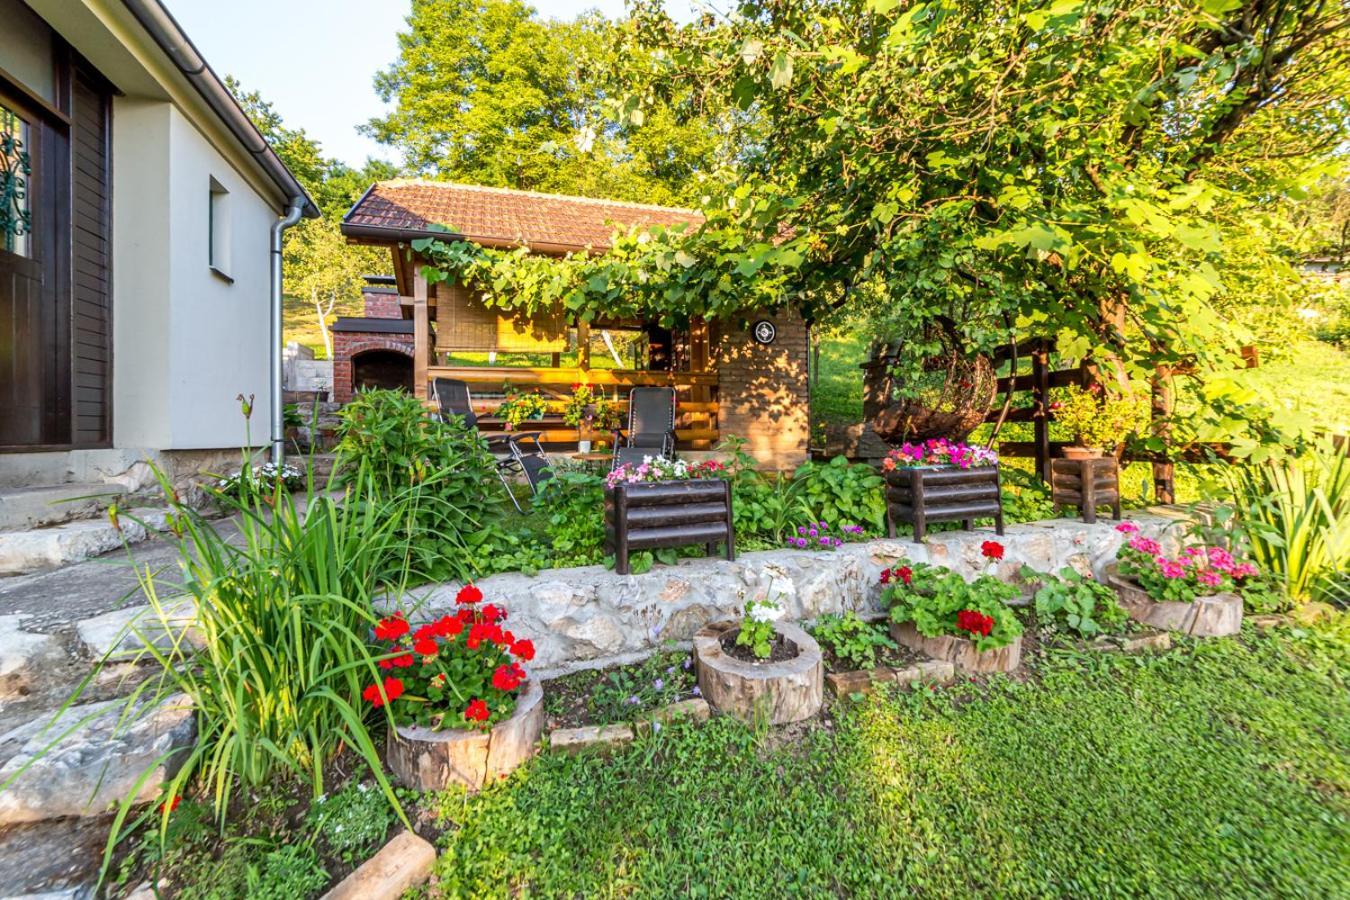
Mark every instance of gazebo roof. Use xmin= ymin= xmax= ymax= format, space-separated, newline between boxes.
xmin=341 ymin=179 xmax=704 ymax=256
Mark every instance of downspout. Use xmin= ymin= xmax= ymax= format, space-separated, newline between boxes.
xmin=271 ymin=199 xmax=306 ymax=465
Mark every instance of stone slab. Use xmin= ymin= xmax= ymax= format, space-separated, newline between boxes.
xmin=320 ymin=830 xmax=435 ymax=900
xmin=0 ymin=508 xmax=169 ymax=577
xmin=549 ymin=724 xmax=635 ymax=754
xmin=825 ymin=659 xmax=955 ymax=697
xmin=0 ymin=483 xmax=127 ymax=532
xmin=74 ymin=599 xmax=198 ymax=660
xmin=0 ymin=616 xmax=66 ymax=701
xmin=635 ymin=698 xmax=710 ymax=735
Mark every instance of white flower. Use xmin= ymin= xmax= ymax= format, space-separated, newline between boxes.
xmin=747 ymin=600 xmax=783 ymax=623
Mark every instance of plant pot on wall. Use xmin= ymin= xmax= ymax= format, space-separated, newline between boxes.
xmin=692 ymin=620 xmax=823 ymax=724
xmin=385 ymin=679 xmax=544 ymax=792
xmin=1062 ymin=446 xmax=1107 ymax=459
xmin=1103 ymin=564 xmax=1242 ymax=637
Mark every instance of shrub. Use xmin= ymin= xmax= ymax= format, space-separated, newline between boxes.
xmin=534 ymin=469 xmax=607 ymax=566
xmin=306 ymin=780 xmax=396 ymax=867
xmin=1049 ymin=383 xmax=1147 ymax=451
xmin=791 ymin=456 xmax=887 ymax=534
xmin=880 ymin=561 xmax=1022 ymax=650
xmin=1025 ymin=565 xmax=1129 ymax=637
xmin=812 ymin=612 xmax=897 ymax=670
xmin=367 ymin=585 xmax=536 ymax=730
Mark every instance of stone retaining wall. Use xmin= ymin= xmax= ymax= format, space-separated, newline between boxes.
xmin=391 ymin=511 xmax=1185 ymax=677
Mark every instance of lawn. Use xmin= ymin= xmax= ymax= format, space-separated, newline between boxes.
xmin=424 ymin=623 xmax=1349 ymax=898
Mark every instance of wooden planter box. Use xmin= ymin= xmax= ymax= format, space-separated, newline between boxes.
xmin=386 ymin=679 xmax=544 ymax=792
xmin=889 ymin=620 xmax=1023 ymax=674
xmin=884 ymin=465 xmax=1003 ymax=542
xmin=1050 ymin=458 xmax=1121 ymax=524
xmin=605 ymin=479 xmax=734 ymax=575
xmin=692 ymin=620 xmax=823 ymax=725
xmin=1104 ymin=564 xmax=1243 ymax=637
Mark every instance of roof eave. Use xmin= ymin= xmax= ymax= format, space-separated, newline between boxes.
xmin=339 ymin=221 xmax=601 ymax=257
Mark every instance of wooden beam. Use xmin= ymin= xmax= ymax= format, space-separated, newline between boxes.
xmin=577 ymin=320 xmax=591 ymax=372
xmin=1031 ymin=348 xmax=1051 ymax=483
xmin=1151 ymin=364 xmax=1175 ymax=503
xmin=427 ymin=365 xmax=718 ymax=387
xmin=413 ymin=265 xmax=429 ymax=400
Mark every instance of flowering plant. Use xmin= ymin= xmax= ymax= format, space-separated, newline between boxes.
xmin=737 ymin=597 xmax=784 ymax=659
xmin=1114 ymin=521 xmax=1261 ymax=605
xmin=364 ymin=584 xmax=536 ymax=731
xmin=561 ymin=383 xmax=599 ymax=428
xmin=497 ymin=387 xmax=548 ymax=429
xmin=879 ymin=561 xmax=1022 ymax=651
xmin=785 ymin=521 xmax=865 ymax=550
xmin=605 ymin=456 xmax=726 ymax=489
xmin=1050 ymin=384 xmax=1146 ymax=452
xmin=214 ymin=462 xmax=304 ymax=498
xmin=881 ymin=439 xmax=998 ymax=471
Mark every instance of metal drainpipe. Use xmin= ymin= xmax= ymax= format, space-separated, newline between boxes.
xmin=271 ymin=198 xmax=306 ymax=465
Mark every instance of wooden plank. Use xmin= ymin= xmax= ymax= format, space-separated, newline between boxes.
xmin=428 ymin=365 xmax=719 ymax=388
xmin=413 ymin=266 xmax=429 ymax=401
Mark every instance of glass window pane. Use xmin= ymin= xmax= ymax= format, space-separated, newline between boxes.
xmin=1 ymin=103 xmax=33 ymax=257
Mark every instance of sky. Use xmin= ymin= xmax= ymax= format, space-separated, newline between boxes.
xmin=166 ymin=0 xmax=694 ymax=169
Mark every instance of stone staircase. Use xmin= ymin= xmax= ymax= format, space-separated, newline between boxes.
xmin=0 ymin=482 xmax=172 ymax=578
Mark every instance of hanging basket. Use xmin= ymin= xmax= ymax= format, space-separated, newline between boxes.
xmin=870 ymin=321 xmax=998 ymax=443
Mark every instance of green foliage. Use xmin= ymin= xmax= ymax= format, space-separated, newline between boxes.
xmin=497 ymin=387 xmax=548 ymax=428
xmin=812 ymin=612 xmax=897 ymax=670
xmin=306 ymin=780 xmax=396 ymax=867
xmin=881 ymin=562 xmax=1022 ymax=650
xmin=737 ymin=598 xmax=783 ymax=659
xmin=1224 ymin=437 xmax=1350 ymax=606
xmin=998 ymin=464 xmax=1058 ymax=524
xmin=244 ymin=844 xmax=329 ymax=900
xmin=533 ymin=470 xmax=607 ymax=566
xmin=423 ymin=625 xmax=1350 ymax=897
xmin=584 ymin=646 xmax=697 ymax=724
xmin=1049 ymin=384 xmax=1148 ymax=451
xmin=791 ymin=456 xmax=887 ymax=534
xmin=1027 ymin=565 xmax=1129 ymax=638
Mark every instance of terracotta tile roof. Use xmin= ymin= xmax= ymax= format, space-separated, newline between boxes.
xmin=342 ymin=179 xmax=704 ymax=254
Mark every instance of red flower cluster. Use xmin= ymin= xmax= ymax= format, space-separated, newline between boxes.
xmin=492 ymin=662 xmax=527 ymax=692
xmin=880 ymin=565 xmax=914 ymax=586
xmin=956 ymin=609 xmax=995 ymax=637
xmin=464 ymin=698 xmax=490 ymax=722
xmin=362 ymin=675 xmax=405 ymax=707
xmin=981 ymin=540 xmax=1005 ymax=561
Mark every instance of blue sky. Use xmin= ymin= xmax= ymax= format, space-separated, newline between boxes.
xmin=166 ymin=0 xmax=694 ymax=168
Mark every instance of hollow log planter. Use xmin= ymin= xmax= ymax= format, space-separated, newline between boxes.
xmin=692 ymin=620 xmax=823 ymax=725
xmin=605 ymin=479 xmax=734 ymax=575
xmin=884 ymin=465 xmax=1004 ymax=542
xmin=1050 ymin=458 xmax=1121 ymax=524
xmin=1103 ymin=564 xmax=1243 ymax=637
xmin=889 ymin=621 xmax=1023 ymax=674
xmin=386 ymin=679 xmax=544 ymax=792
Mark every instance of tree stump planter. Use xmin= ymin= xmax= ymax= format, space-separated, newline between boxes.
xmin=385 ymin=679 xmax=544 ymax=792
xmin=605 ymin=479 xmax=734 ymax=575
xmin=884 ymin=465 xmax=1003 ymax=542
xmin=1103 ymin=564 xmax=1243 ymax=637
xmin=692 ymin=620 xmax=823 ymax=725
xmin=1050 ymin=457 xmax=1121 ymax=524
xmin=888 ymin=621 xmax=1023 ymax=674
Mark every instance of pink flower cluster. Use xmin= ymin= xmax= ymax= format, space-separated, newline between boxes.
xmin=1114 ymin=522 xmax=1261 ymax=603
xmin=785 ymin=522 xmax=864 ymax=550
xmin=882 ymin=439 xmax=998 ymax=471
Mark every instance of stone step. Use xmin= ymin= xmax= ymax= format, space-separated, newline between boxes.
xmin=0 ymin=508 xmax=170 ymax=577
xmin=0 ymin=484 xmax=128 ymax=533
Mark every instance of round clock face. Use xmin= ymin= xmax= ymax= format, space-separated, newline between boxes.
xmin=752 ymin=320 xmax=777 ymax=345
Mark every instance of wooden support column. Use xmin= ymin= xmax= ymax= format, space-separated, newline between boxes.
xmin=1151 ymin=364 xmax=1175 ymax=504
xmin=413 ymin=264 xmax=429 ymax=401
xmin=1031 ymin=343 xmax=1052 ymax=483
xmin=577 ymin=320 xmax=591 ymax=372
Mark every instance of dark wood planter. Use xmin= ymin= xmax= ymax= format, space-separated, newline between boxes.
xmin=605 ymin=479 xmax=734 ymax=575
xmin=1050 ymin=457 xmax=1121 ymax=524
xmin=884 ymin=465 xmax=1003 ymax=542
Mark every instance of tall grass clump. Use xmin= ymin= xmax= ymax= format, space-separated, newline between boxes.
xmin=1225 ymin=437 xmax=1350 ymax=606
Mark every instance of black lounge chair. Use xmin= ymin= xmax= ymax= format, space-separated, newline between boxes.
xmin=611 ymin=386 xmax=677 ymax=471
xmin=432 ymin=378 xmax=552 ymax=511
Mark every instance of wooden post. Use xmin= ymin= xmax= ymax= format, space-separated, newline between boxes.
xmin=413 ymin=265 xmax=429 ymax=401
xmin=1151 ymin=364 xmax=1175 ymax=504
xmin=1031 ymin=344 xmax=1051 ymax=483
xmin=577 ymin=320 xmax=591 ymax=372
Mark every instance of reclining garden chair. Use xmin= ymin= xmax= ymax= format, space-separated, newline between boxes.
xmin=432 ymin=378 xmax=552 ymax=512
xmin=611 ymin=386 xmax=677 ymax=471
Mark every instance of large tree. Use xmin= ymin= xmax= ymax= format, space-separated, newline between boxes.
xmin=364 ymin=0 xmax=737 ymax=205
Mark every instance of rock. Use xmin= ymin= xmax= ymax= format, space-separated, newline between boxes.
xmin=386 ymin=679 xmax=543 ymax=792
xmin=0 ymin=617 xmax=66 ymax=700
xmin=0 ymin=815 xmax=110 ymax=898
xmin=890 ymin=621 xmax=1023 ymax=674
xmin=0 ymin=508 xmax=168 ymax=577
xmin=0 ymin=693 xmax=195 ymax=825
xmin=549 ymin=723 xmax=635 ymax=754
xmin=1251 ymin=614 xmax=1292 ymax=632
xmin=693 ymin=620 xmax=823 ymax=725
xmin=320 ymin=831 xmax=436 ymax=900
xmin=889 ymin=658 xmax=956 ymax=686
xmin=635 ymin=698 xmax=710 ymax=735
xmin=1115 ymin=631 xmax=1172 ymax=653
xmin=74 ymin=600 xmax=198 ymax=660
xmin=824 ymin=669 xmax=877 ymax=697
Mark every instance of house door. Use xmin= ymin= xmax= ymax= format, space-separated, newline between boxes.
xmin=0 ymin=91 xmax=71 ymax=447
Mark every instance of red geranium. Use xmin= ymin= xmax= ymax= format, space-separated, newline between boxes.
xmin=896 ymin=565 xmax=913 ymax=585
xmin=492 ymin=662 xmax=526 ymax=692
xmin=413 ymin=638 xmax=438 ymax=658
xmin=511 ymin=638 xmax=535 ymax=661
xmin=981 ymin=541 xmax=1005 ymax=561
xmin=435 ymin=615 xmax=464 ymax=638
xmin=374 ymin=613 xmax=409 ymax=641
xmin=161 ymin=795 xmax=181 ymax=814
xmin=456 ymin=584 xmax=483 ymax=605
xmin=464 ymin=698 xmax=490 ymax=722
xmin=956 ymin=609 xmax=994 ymax=637
xmin=481 ymin=603 xmax=504 ymax=623
xmin=391 ymin=653 xmax=415 ymax=668
xmin=363 ymin=675 xmax=405 ymax=707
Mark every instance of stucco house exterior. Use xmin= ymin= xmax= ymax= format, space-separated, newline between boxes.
xmin=0 ymin=0 xmax=317 ymax=489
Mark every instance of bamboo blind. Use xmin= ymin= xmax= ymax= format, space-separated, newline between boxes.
xmin=433 ymin=283 xmax=567 ymax=353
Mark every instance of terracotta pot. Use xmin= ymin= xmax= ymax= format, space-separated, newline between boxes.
xmin=1062 ymin=446 xmax=1107 ymax=459
xmin=1103 ymin=564 xmax=1242 ymax=637
xmin=889 ymin=620 xmax=1022 ymax=674
xmin=693 ymin=620 xmax=823 ymax=725
xmin=385 ymin=679 xmax=544 ymax=792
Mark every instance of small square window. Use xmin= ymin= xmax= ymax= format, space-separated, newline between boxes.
xmin=208 ymin=177 xmax=232 ymax=282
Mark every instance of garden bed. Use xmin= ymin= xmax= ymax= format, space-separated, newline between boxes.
xmin=541 ymin=646 xmax=700 ymax=731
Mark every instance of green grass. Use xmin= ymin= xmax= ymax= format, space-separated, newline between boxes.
xmin=1246 ymin=339 xmax=1350 ymax=435
xmin=424 ymin=624 xmax=1349 ymax=898
xmin=812 ymin=326 xmax=868 ymax=433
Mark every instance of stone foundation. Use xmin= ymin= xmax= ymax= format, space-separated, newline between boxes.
xmin=390 ymin=512 xmax=1183 ymax=676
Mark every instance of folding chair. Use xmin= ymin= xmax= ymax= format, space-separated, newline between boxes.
xmin=432 ymin=378 xmax=553 ymax=511
xmin=611 ymin=386 xmax=676 ymax=471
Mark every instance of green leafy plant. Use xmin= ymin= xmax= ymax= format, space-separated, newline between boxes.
xmin=534 ymin=470 xmax=607 ymax=566
xmin=791 ymin=456 xmax=887 ymax=535
xmin=812 ymin=612 xmax=897 ymax=670
xmin=211 ymin=461 xmax=305 ymax=499
xmin=1224 ymin=438 xmax=1350 ymax=606
xmin=737 ymin=597 xmax=784 ymax=659
xmin=1049 ymin=384 xmax=1148 ymax=452
xmin=1024 ymin=565 xmax=1129 ymax=638
xmin=562 ymin=383 xmax=600 ymax=428
xmin=880 ymin=562 xmax=1022 ymax=651
xmin=587 ymin=645 xmax=698 ymax=724
xmin=244 ymin=844 xmax=329 ymax=900
xmin=306 ymin=779 xmax=396 ymax=867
